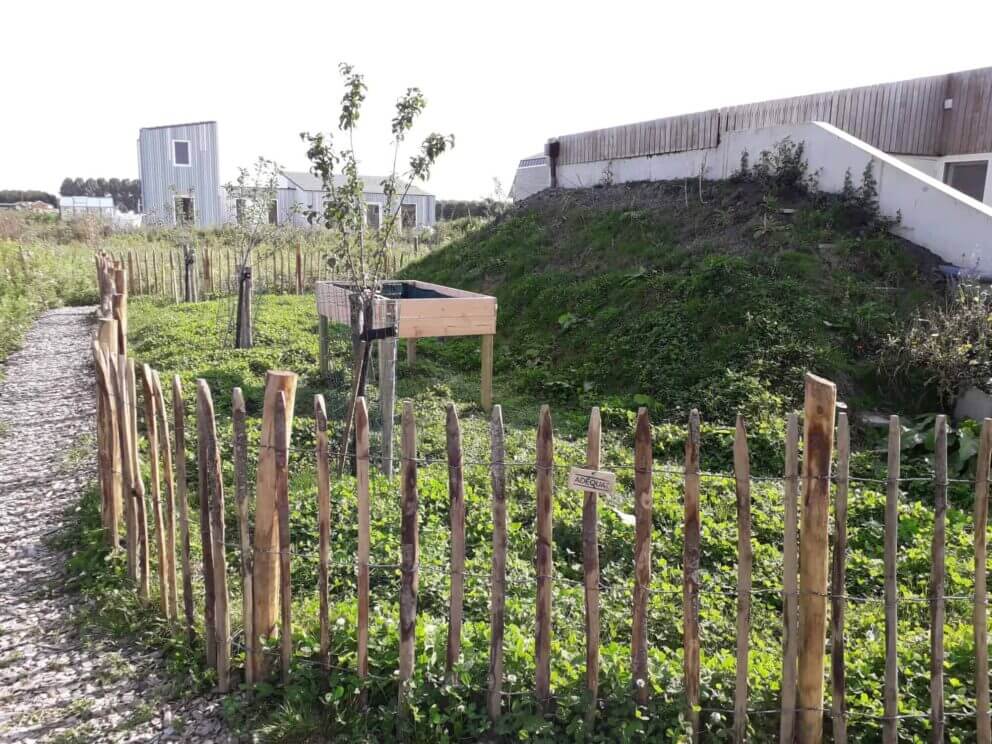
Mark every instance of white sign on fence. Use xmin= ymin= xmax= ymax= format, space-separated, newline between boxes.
xmin=567 ymin=467 xmax=616 ymax=496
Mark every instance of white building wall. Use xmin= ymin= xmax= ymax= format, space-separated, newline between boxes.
xmin=549 ymin=122 xmax=992 ymax=270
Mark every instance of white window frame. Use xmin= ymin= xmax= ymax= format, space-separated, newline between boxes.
xmin=366 ymin=202 xmax=382 ymax=229
xmin=172 ymin=139 xmax=192 ymax=167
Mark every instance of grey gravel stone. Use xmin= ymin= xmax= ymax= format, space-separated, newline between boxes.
xmin=0 ymin=308 xmax=233 ymax=743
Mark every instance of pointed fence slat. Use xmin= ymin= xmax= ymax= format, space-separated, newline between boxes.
xmin=172 ymin=375 xmax=195 ymax=643
xmin=535 ymin=405 xmax=554 ymax=710
xmin=151 ymin=371 xmax=178 ymax=620
xmin=632 ymin=408 xmax=652 ymax=706
xmin=733 ymin=416 xmax=752 ymax=743
xmin=127 ymin=358 xmax=150 ymax=602
xmin=583 ymin=407 xmax=601 ymax=724
xmin=831 ymin=413 xmax=850 ymax=744
xmin=683 ymin=409 xmax=702 ymax=741
xmin=198 ymin=380 xmax=231 ymax=692
xmin=446 ymin=404 xmax=465 ymax=683
xmin=399 ymin=401 xmax=419 ymax=707
xmin=115 ymin=354 xmax=137 ymax=582
xmin=974 ymin=418 xmax=992 ymax=744
xmin=234 ymin=388 xmax=254 ymax=687
xmin=487 ymin=405 xmax=507 ymax=721
xmin=780 ymin=412 xmax=800 ymax=743
xmin=195 ymin=378 xmax=217 ymax=668
xmin=929 ymin=415 xmax=947 ymax=744
xmin=315 ymin=395 xmax=330 ymax=673
xmin=141 ymin=364 xmax=169 ymax=617
xmin=883 ymin=416 xmax=900 ymax=744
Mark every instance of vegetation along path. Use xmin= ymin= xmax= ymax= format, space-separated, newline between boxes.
xmin=0 ymin=307 xmax=229 ymax=743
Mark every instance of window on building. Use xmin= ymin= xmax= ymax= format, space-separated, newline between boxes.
xmin=268 ymin=200 xmax=278 ymax=225
xmin=366 ymin=203 xmax=381 ymax=229
xmin=174 ymin=196 xmax=194 ymax=225
xmin=173 ymin=140 xmax=191 ymax=166
xmin=944 ymin=160 xmax=988 ymax=202
xmin=401 ymin=204 xmax=416 ymax=229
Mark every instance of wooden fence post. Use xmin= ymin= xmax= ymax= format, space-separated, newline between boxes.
xmin=974 ymin=418 xmax=992 ymax=744
xmin=929 ymin=415 xmax=947 ymax=744
xmin=95 ymin=320 xmax=117 ymax=535
xmin=315 ymin=395 xmax=330 ymax=673
xmin=399 ymin=401 xmax=419 ymax=708
xmin=446 ymin=404 xmax=465 ymax=684
xmin=141 ymin=365 xmax=169 ymax=617
xmin=234 ymin=388 xmax=254 ymax=686
xmin=196 ymin=379 xmax=217 ymax=668
xmin=535 ymin=405 xmax=554 ymax=711
xmin=198 ymin=380 xmax=231 ymax=693
xmin=356 ymin=396 xmax=371 ymax=707
xmin=583 ymin=407 xmax=601 ymax=724
xmin=252 ymin=371 xmax=298 ymax=680
xmin=831 ymin=412 xmax=850 ymax=744
xmin=632 ymin=408 xmax=652 ymax=706
xmin=127 ymin=358 xmax=150 ymax=601
xmin=733 ymin=416 xmax=752 ymax=744
xmin=406 ymin=338 xmax=416 ymax=367
xmin=780 ymin=412 xmax=800 ymax=742
xmin=683 ymin=409 xmax=701 ymax=742
xmin=797 ymin=373 xmax=837 ymax=744
xmin=172 ymin=376 xmax=195 ymax=642
xmin=318 ymin=315 xmax=329 ymax=377
xmin=151 ymin=371 xmax=178 ymax=620
xmin=295 ymin=243 xmax=303 ymax=294
xmin=275 ymin=391 xmax=292 ymax=685
xmin=883 ymin=416 xmax=900 ymax=744
xmin=487 ymin=405 xmax=507 ymax=722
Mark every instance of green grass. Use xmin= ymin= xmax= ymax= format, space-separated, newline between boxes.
xmin=61 ymin=283 xmax=989 ymax=742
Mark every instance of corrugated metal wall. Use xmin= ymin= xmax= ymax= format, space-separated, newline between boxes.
xmin=556 ymin=67 xmax=992 ymax=165
xmin=138 ymin=122 xmax=222 ymax=226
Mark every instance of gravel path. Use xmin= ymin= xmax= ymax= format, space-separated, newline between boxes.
xmin=0 ymin=307 xmax=232 ymax=743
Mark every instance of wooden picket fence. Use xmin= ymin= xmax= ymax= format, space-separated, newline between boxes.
xmin=113 ymin=243 xmax=413 ymax=301
xmin=90 ymin=257 xmax=992 ymax=742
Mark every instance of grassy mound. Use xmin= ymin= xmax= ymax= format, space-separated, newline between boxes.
xmin=404 ymin=180 xmax=943 ymax=428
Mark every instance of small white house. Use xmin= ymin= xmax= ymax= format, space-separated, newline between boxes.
xmin=59 ymin=195 xmax=114 ymax=220
xmin=275 ymin=171 xmax=436 ymax=230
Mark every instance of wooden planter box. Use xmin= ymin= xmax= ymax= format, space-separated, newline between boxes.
xmin=316 ymin=280 xmax=497 ymax=338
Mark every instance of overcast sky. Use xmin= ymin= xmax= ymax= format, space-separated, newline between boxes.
xmin=4 ymin=0 xmax=992 ymax=200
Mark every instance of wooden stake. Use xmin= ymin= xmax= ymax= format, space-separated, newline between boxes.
xmin=780 ymin=413 xmax=800 ymax=743
xmin=172 ymin=376 xmax=195 ymax=642
xmin=233 ymin=388 xmax=254 ymax=687
xmin=198 ymin=380 xmax=231 ymax=693
xmin=275 ymin=391 xmax=292 ymax=686
xmin=150 ymin=371 xmax=178 ymax=620
xmin=487 ymin=405 xmax=507 ymax=722
xmin=535 ymin=405 xmax=554 ymax=710
xmin=356 ymin=396 xmax=371 ymax=707
xmin=832 ymin=413 xmax=850 ymax=744
xmin=797 ymin=373 xmax=837 ymax=744
xmin=380 ymin=302 xmax=397 ymax=476
xmin=399 ymin=401 xmax=419 ymax=707
xmin=683 ymin=409 xmax=702 ymax=742
xmin=480 ymin=334 xmax=494 ymax=412
xmin=195 ymin=378 xmax=216 ymax=668
xmin=91 ymin=343 xmax=119 ymax=545
xmin=930 ymin=415 xmax=947 ymax=744
xmin=733 ymin=416 xmax=752 ymax=744
xmin=583 ymin=407 xmax=601 ymax=724
xmin=252 ymin=371 xmax=298 ymax=679
xmin=882 ymin=416 xmax=900 ymax=744
xmin=975 ymin=418 xmax=992 ymax=744
xmin=406 ymin=338 xmax=416 ymax=366
xmin=295 ymin=243 xmax=303 ymax=294
xmin=632 ymin=407 xmax=652 ymax=707
xmin=141 ymin=365 xmax=169 ymax=617
xmin=318 ymin=316 xmax=329 ymax=377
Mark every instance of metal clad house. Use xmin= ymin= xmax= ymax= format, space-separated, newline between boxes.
xmin=276 ymin=171 xmax=436 ymax=229
xmin=137 ymin=121 xmax=223 ymax=226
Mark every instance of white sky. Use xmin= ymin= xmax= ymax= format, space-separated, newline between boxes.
xmin=4 ymin=0 xmax=992 ymax=200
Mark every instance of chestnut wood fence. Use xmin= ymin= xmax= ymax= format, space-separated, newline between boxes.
xmin=90 ymin=255 xmax=992 ymax=743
